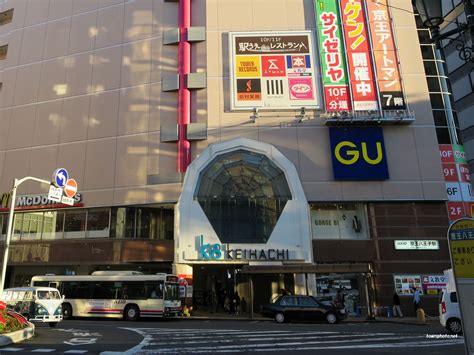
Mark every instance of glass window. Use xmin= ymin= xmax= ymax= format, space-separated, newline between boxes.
xmin=161 ymin=208 xmax=174 ymax=240
xmin=196 ymin=149 xmax=291 ymax=244
xmin=0 ymin=214 xmax=6 ymax=241
xmin=12 ymin=213 xmax=23 ymax=241
xmin=436 ymin=127 xmax=451 ymax=144
xmin=311 ymin=203 xmax=369 ymax=240
xmin=92 ymin=282 xmax=115 ymax=299
xmin=426 ymin=77 xmax=441 ymax=92
xmin=111 ymin=208 xmax=135 ymax=239
xmin=432 ymin=110 xmax=448 ymax=126
xmin=280 ymin=296 xmax=297 ymax=306
xmin=450 ymin=292 xmax=457 ymax=303
xmin=146 ymin=281 xmax=164 ymax=299
xmin=87 ymin=208 xmax=110 ymax=238
xmin=42 ymin=211 xmax=64 ymax=240
xmin=121 ymin=281 xmax=146 ymax=300
xmin=423 ymin=60 xmax=438 ymax=75
xmin=64 ymin=210 xmax=86 ymax=239
xmin=298 ymin=297 xmax=317 ymax=306
xmin=430 ymin=93 xmax=445 ymax=109
xmin=22 ymin=212 xmax=44 ymax=240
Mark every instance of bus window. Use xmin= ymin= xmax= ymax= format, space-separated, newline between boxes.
xmin=146 ymin=281 xmax=163 ymax=299
xmin=92 ymin=282 xmax=115 ymax=299
xmin=121 ymin=282 xmax=146 ymax=300
xmin=164 ymin=283 xmax=179 ymax=301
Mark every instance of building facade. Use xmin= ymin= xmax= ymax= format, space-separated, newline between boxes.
xmin=439 ymin=0 xmax=474 ymax=182
xmin=0 ymin=0 xmax=467 ymax=317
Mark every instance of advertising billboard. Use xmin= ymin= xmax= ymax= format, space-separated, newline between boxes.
xmin=229 ymin=31 xmax=321 ymax=110
xmin=340 ymin=0 xmax=378 ymax=111
xmin=314 ymin=0 xmax=351 ymax=112
xmin=366 ymin=0 xmax=406 ymax=110
xmin=329 ymin=127 xmax=389 ymax=180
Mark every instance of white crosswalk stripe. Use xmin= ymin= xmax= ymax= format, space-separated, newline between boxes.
xmin=31 ymin=350 xmax=56 ymax=353
xmin=0 ymin=348 xmax=24 ymax=352
xmin=112 ymin=327 xmax=464 ymax=354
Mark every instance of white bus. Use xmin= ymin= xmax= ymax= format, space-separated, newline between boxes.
xmin=30 ymin=271 xmax=181 ymax=321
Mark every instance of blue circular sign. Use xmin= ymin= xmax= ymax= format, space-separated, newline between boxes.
xmin=53 ymin=168 xmax=69 ymax=188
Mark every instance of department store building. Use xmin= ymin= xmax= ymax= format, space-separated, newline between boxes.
xmin=0 ymin=0 xmax=471 ymax=317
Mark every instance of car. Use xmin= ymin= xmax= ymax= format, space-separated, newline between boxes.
xmin=0 ymin=287 xmax=64 ymax=327
xmin=439 ymin=289 xmax=462 ymax=335
xmin=261 ymin=295 xmax=346 ymax=324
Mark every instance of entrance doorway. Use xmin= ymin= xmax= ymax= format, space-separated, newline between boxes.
xmin=192 ymin=264 xmax=248 ymax=315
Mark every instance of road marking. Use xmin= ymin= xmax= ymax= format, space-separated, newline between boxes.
xmin=64 ymin=351 xmax=89 ymax=353
xmin=31 ymin=350 xmax=56 ymax=353
xmin=0 ymin=348 xmax=24 ymax=352
xmin=110 ymin=327 xmax=464 ymax=354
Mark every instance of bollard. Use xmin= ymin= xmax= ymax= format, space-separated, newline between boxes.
xmin=386 ymin=306 xmax=393 ymax=318
xmin=416 ymin=308 xmax=426 ymax=323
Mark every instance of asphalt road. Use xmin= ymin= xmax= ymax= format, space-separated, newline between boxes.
xmin=0 ymin=319 xmax=465 ymax=354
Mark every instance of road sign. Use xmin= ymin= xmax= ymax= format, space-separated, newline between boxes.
xmin=449 ymin=218 xmax=474 ymax=278
xmin=52 ymin=168 xmax=69 ymax=188
xmin=64 ymin=179 xmax=78 ymax=198
xmin=48 ymin=185 xmax=63 ymax=203
xmin=447 ymin=218 xmax=474 ymax=354
xmin=61 ymin=196 xmax=74 ymax=206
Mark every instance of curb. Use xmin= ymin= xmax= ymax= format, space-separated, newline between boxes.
xmin=0 ymin=322 xmax=35 ymax=347
xmin=181 ymin=316 xmax=438 ymax=325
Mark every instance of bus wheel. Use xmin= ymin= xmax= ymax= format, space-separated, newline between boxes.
xmin=49 ymin=322 xmax=58 ymax=328
xmin=62 ymin=303 xmax=73 ymax=320
xmin=124 ymin=305 xmax=140 ymax=321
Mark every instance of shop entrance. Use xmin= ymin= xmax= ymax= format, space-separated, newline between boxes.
xmin=192 ymin=264 xmax=249 ymax=316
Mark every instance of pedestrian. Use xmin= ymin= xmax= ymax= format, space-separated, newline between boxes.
xmin=232 ymin=291 xmax=241 ymax=316
xmin=334 ymin=289 xmax=345 ymax=309
xmin=412 ymin=287 xmax=422 ymax=313
xmin=224 ymin=295 xmax=231 ymax=313
xmin=392 ymin=291 xmax=403 ymax=318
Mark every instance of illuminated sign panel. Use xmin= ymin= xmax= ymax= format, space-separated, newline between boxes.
xmin=340 ymin=0 xmax=378 ymax=111
xmin=315 ymin=0 xmax=351 ymax=112
xmin=329 ymin=127 xmax=389 ymax=180
xmin=366 ymin=0 xmax=405 ymax=110
xmin=230 ymin=31 xmax=321 ymax=110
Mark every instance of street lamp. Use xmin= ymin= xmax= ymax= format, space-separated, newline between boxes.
xmin=413 ymin=0 xmax=474 ymax=63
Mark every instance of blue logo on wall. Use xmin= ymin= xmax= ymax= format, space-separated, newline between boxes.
xmin=329 ymin=127 xmax=389 ymax=180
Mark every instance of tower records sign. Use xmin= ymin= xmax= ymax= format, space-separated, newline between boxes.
xmin=229 ymin=31 xmax=321 ymax=110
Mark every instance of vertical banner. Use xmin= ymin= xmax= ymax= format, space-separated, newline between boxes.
xmin=229 ymin=31 xmax=321 ymax=110
xmin=366 ymin=0 xmax=406 ymax=110
xmin=439 ymin=144 xmax=474 ymax=221
xmin=314 ymin=0 xmax=351 ymax=112
xmin=340 ymin=0 xmax=378 ymax=111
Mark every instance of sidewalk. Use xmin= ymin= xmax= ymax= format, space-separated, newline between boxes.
xmin=185 ymin=310 xmax=438 ymax=325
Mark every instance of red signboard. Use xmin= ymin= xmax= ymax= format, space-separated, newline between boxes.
xmin=367 ymin=0 xmax=405 ymax=110
xmin=340 ymin=0 xmax=378 ymax=111
xmin=442 ymin=162 xmax=459 ymax=182
xmin=447 ymin=202 xmax=466 ymax=221
xmin=261 ymin=56 xmax=286 ymax=77
xmin=439 ymin=144 xmax=455 ymax=163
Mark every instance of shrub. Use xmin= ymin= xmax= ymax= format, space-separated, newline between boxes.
xmin=0 ymin=309 xmax=28 ymax=334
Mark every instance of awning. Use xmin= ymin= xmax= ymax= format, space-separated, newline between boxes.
xmin=240 ymin=263 xmax=370 ymax=274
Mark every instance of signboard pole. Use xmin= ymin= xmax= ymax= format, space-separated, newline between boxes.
xmin=0 ymin=176 xmax=50 ymax=295
xmin=447 ymin=218 xmax=474 ymax=354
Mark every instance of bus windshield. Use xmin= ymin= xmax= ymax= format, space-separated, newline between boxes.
xmin=164 ymin=283 xmax=180 ymax=301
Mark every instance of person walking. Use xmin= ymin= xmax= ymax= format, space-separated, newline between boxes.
xmin=392 ymin=291 xmax=403 ymax=318
xmin=412 ymin=287 xmax=422 ymax=313
xmin=232 ymin=291 xmax=241 ymax=316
